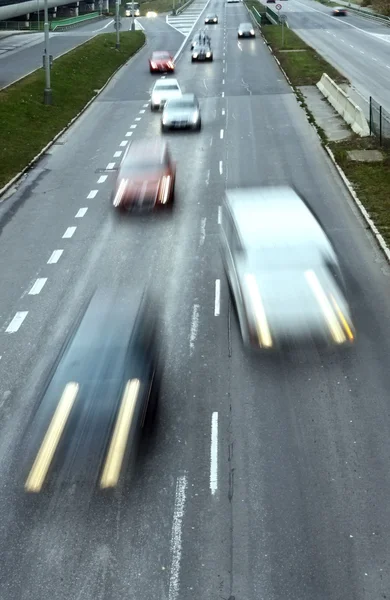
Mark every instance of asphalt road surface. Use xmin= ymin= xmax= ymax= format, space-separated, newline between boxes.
xmin=1 ymin=1 xmax=390 ymax=599
xmin=0 ymin=16 xmax=140 ymax=89
xmin=271 ymin=0 xmax=390 ymax=111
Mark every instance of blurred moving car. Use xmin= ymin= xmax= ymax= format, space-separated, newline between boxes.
xmin=149 ymin=51 xmax=175 ymax=74
xmin=191 ymin=30 xmax=203 ymax=49
xmin=332 ymin=6 xmax=347 ymax=15
xmin=161 ymin=94 xmax=201 ymax=132
xmin=112 ymin=139 xmax=176 ymax=211
xmin=266 ymin=0 xmax=276 ymax=3
xmin=151 ymin=77 xmax=182 ymax=111
xmin=192 ymin=42 xmax=213 ymax=62
xmin=23 ymin=287 xmax=161 ymax=494
xmin=227 ymin=0 xmax=240 ymax=3
xmin=205 ymin=13 xmax=218 ymax=23
xmin=146 ymin=10 xmax=157 ymax=17
xmin=238 ymin=22 xmax=255 ymax=37
xmin=220 ymin=187 xmax=355 ymax=350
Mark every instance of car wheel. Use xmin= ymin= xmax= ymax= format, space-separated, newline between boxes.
xmin=151 ymin=104 xmax=157 ymax=112
xmin=191 ymin=58 xmax=195 ymax=62
xmin=161 ymin=124 xmax=167 ymax=133
xmin=196 ymin=119 xmax=202 ymax=131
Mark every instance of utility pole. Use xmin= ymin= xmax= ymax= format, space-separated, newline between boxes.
xmin=131 ymin=0 xmax=135 ymax=30
xmin=115 ymin=0 xmax=120 ymax=48
xmin=43 ymin=0 xmax=52 ymax=104
xmin=37 ymin=0 xmax=40 ymax=31
xmin=172 ymin=0 xmax=175 ymax=15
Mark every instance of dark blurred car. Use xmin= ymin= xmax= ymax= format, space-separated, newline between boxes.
xmin=205 ymin=13 xmax=218 ymax=23
xmin=191 ymin=30 xmax=203 ymax=49
xmin=266 ymin=0 xmax=276 ymax=3
xmin=149 ymin=51 xmax=175 ymax=73
xmin=112 ymin=140 xmax=176 ymax=211
xmin=23 ymin=287 xmax=160 ymax=494
xmin=220 ymin=187 xmax=355 ymax=350
xmin=161 ymin=94 xmax=201 ymax=132
xmin=238 ymin=22 xmax=255 ymax=37
xmin=192 ymin=42 xmax=213 ymax=62
xmin=332 ymin=6 xmax=347 ymax=15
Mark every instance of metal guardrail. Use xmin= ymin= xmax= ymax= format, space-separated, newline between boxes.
xmin=343 ymin=5 xmax=390 ymax=25
xmin=171 ymin=0 xmax=193 ymax=15
xmin=369 ymin=96 xmax=390 ymax=147
xmin=51 ymin=11 xmax=101 ymax=30
xmin=251 ymin=6 xmax=263 ymax=24
xmin=0 ymin=11 xmax=103 ymax=31
xmin=266 ymin=5 xmax=280 ymax=24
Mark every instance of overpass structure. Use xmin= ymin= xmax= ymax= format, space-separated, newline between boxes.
xmin=0 ymin=0 xmax=109 ymax=22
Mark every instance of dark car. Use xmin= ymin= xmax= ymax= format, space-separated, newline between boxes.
xmin=266 ymin=0 xmax=276 ymax=3
xmin=149 ymin=51 xmax=175 ymax=73
xmin=192 ymin=42 xmax=213 ymax=62
xmin=238 ymin=22 xmax=255 ymax=37
xmin=112 ymin=139 xmax=176 ymax=211
xmin=23 ymin=287 xmax=161 ymax=494
xmin=205 ymin=13 xmax=218 ymax=23
xmin=332 ymin=6 xmax=347 ymax=15
xmin=161 ymin=94 xmax=201 ymax=132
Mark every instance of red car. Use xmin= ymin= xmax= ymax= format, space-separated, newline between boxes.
xmin=149 ymin=51 xmax=175 ymax=74
xmin=112 ymin=140 xmax=176 ymax=212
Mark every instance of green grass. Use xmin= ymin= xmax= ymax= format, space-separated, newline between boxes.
xmin=329 ymin=137 xmax=390 ymax=245
xmin=262 ymin=24 xmax=347 ymax=85
xmin=0 ymin=30 xmax=145 ymax=190
xmin=244 ymin=0 xmax=266 ymax=14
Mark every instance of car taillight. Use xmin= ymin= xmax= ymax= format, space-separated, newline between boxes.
xmin=151 ymin=61 xmax=157 ymax=68
xmin=159 ymin=175 xmax=171 ymax=204
xmin=113 ymin=178 xmax=128 ymax=207
xmin=167 ymin=61 xmax=174 ymax=68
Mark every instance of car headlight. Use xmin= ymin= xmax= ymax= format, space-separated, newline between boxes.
xmin=191 ymin=110 xmax=199 ymax=123
xmin=167 ymin=61 xmax=174 ymax=68
xmin=206 ymin=52 xmax=211 ymax=57
xmin=214 ymin=18 xmax=217 ymax=21
xmin=151 ymin=61 xmax=157 ymax=68
xmin=245 ymin=274 xmax=273 ymax=348
xmin=193 ymin=53 xmax=198 ymax=58
xmin=250 ymin=29 xmax=255 ymax=34
xmin=152 ymin=95 xmax=160 ymax=104
xmin=238 ymin=30 xmax=242 ymax=34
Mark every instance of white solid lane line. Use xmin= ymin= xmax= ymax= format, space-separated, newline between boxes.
xmin=168 ymin=475 xmax=188 ymax=600
xmin=28 ymin=278 xmax=47 ymax=295
xmin=6 ymin=311 xmax=28 ymax=333
xmin=75 ymin=208 xmax=88 ymax=218
xmin=214 ymin=279 xmax=221 ymax=316
xmin=120 ymin=140 xmax=128 ymax=147
xmin=97 ymin=175 xmax=108 ymax=183
xmin=114 ymin=151 xmax=122 ymax=158
xmin=210 ymin=412 xmax=219 ymax=495
xmin=218 ymin=205 xmax=222 ymax=224
xmin=220 ymin=129 xmax=224 ymax=139
xmin=219 ymin=161 xmax=223 ymax=175
xmin=63 ymin=227 xmax=76 ymax=239
xmin=47 ymin=249 xmax=63 ymax=264
xmin=126 ymin=132 xmax=133 ymax=137
xmin=87 ymin=190 xmax=98 ymax=199
xmin=106 ymin=162 xmax=115 ymax=170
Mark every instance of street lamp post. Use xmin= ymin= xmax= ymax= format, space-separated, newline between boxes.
xmin=115 ymin=0 xmax=120 ymax=48
xmin=131 ymin=0 xmax=135 ymax=30
xmin=43 ymin=0 xmax=52 ymax=104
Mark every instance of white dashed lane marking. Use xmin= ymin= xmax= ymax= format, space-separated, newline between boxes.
xmin=87 ymin=190 xmax=98 ymax=199
xmin=28 ymin=278 xmax=47 ymax=295
xmin=6 ymin=311 xmax=28 ymax=333
xmin=222 ymin=91 xmax=225 ymax=97
xmin=220 ymin=129 xmax=224 ymax=139
xmin=214 ymin=279 xmax=221 ymax=316
xmin=222 ymin=108 xmax=225 ymax=115
xmin=210 ymin=412 xmax=218 ymax=495
xmin=130 ymin=124 xmax=137 ymax=129
xmin=135 ymin=117 xmax=141 ymax=121
xmin=47 ymin=249 xmax=63 ymax=264
xmin=106 ymin=162 xmax=115 ymax=170
xmin=63 ymin=227 xmax=76 ymax=239
xmin=140 ymin=109 xmax=145 ymax=113
xmin=114 ymin=151 xmax=122 ymax=158
xmin=126 ymin=132 xmax=133 ymax=137
xmin=219 ymin=160 xmax=223 ymax=175
xmin=98 ymin=175 xmax=108 ymax=183
xmin=143 ymin=103 xmax=149 ymax=107
xmin=218 ymin=205 xmax=222 ymax=224
xmin=120 ymin=141 xmax=128 ymax=147
xmin=75 ymin=208 xmax=88 ymax=218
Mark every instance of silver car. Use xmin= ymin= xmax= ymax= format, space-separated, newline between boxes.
xmin=220 ymin=186 xmax=355 ymax=350
xmin=151 ymin=78 xmax=182 ymax=111
xmin=161 ymin=94 xmax=201 ymax=132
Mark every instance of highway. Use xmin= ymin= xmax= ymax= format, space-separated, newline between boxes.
xmin=0 ymin=16 xmax=138 ymax=89
xmin=272 ymin=0 xmax=390 ymax=110
xmin=1 ymin=0 xmax=390 ymax=598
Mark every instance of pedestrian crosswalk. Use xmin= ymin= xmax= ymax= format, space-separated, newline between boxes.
xmin=166 ymin=0 xmax=210 ymax=36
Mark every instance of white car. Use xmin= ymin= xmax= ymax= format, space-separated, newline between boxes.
xmin=151 ymin=78 xmax=182 ymax=111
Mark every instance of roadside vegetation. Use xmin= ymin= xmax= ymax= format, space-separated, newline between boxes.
xmin=0 ymin=31 xmax=145 ymax=190
xmin=261 ymin=25 xmax=347 ymax=86
xmin=329 ymin=137 xmax=390 ymax=245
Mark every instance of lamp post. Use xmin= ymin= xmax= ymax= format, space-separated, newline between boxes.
xmin=43 ymin=0 xmax=52 ymax=104
xmin=37 ymin=0 xmax=40 ymax=31
xmin=115 ymin=0 xmax=120 ymax=48
xmin=131 ymin=0 xmax=135 ymax=30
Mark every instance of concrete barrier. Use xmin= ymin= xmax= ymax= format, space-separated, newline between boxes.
xmin=317 ymin=73 xmax=370 ymax=137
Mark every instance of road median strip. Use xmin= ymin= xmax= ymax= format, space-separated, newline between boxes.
xmin=0 ymin=30 xmax=145 ymax=193
xmin=261 ymin=20 xmax=390 ymax=257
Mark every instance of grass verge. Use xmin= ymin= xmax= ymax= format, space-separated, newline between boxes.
xmin=0 ymin=30 xmax=145 ymax=190
xmin=261 ymin=24 xmax=347 ymax=85
xmin=244 ymin=0 xmax=266 ymax=14
xmin=329 ymin=137 xmax=390 ymax=246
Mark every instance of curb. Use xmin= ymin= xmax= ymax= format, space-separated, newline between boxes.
xmin=261 ymin=27 xmax=390 ymax=265
xmin=0 ymin=36 xmax=146 ymax=200
xmin=325 ymin=146 xmax=390 ymax=262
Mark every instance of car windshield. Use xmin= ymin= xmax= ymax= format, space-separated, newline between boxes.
xmin=155 ymin=83 xmax=180 ymax=91
xmin=121 ymin=160 xmax=164 ymax=174
xmin=167 ymin=99 xmax=196 ymax=109
xmin=244 ymin=245 xmax=326 ymax=269
xmin=240 ymin=23 xmax=252 ymax=29
xmin=153 ymin=52 xmax=170 ymax=59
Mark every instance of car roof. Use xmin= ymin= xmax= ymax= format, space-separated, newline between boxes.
xmin=168 ymin=93 xmax=197 ymax=103
xmin=240 ymin=22 xmax=252 ymax=27
xmin=225 ymin=186 xmax=332 ymax=252
xmin=122 ymin=139 xmax=168 ymax=166
xmin=153 ymin=78 xmax=180 ymax=88
xmin=152 ymin=50 xmax=170 ymax=56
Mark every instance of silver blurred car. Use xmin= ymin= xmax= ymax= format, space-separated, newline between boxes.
xmin=191 ymin=42 xmax=213 ymax=62
xmin=151 ymin=78 xmax=182 ymax=111
xmin=220 ymin=187 xmax=355 ymax=350
xmin=161 ymin=94 xmax=201 ymax=132
xmin=238 ymin=22 xmax=255 ymax=37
